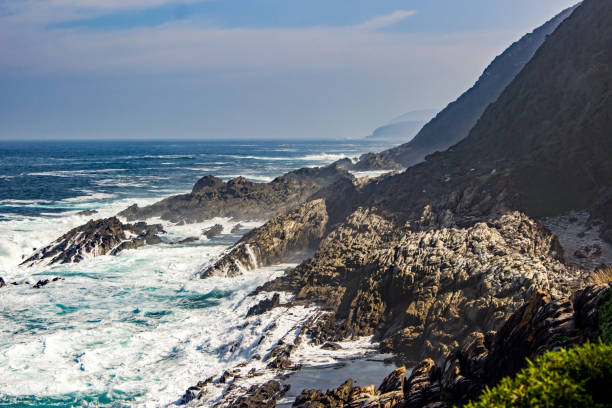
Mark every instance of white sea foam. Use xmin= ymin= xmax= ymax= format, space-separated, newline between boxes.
xmin=223 ymin=153 xmax=350 ymax=163
xmin=349 ymin=169 xmax=401 ymax=179
xmin=61 ymin=192 xmax=118 ymax=203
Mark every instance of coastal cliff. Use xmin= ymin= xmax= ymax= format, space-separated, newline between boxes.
xmin=352 ymin=5 xmax=577 ymax=171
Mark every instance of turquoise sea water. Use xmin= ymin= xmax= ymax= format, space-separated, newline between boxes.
xmin=0 ymin=140 xmax=392 ymax=407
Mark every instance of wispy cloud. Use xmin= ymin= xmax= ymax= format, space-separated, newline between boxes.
xmin=357 ymin=10 xmax=416 ymax=31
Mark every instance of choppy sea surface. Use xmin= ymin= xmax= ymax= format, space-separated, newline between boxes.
xmin=0 ymin=139 xmax=392 ymax=407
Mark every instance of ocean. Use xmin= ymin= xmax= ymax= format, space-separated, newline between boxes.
xmin=0 ymin=140 xmax=394 ymax=407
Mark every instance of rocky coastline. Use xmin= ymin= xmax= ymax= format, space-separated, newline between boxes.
xmin=14 ymin=0 xmax=612 ymax=406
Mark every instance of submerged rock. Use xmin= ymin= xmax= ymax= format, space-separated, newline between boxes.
xmin=76 ymin=209 xmax=98 ymax=216
xmin=176 ymin=236 xmax=199 ymax=245
xmin=32 ymin=277 xmax=63 ymax=289
xmin=21 ymin=217 xmax=165 ymax=266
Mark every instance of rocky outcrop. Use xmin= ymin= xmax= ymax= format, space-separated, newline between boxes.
xmin=21 ymin=217 xmax=165 ymax=266
xmin=246 ymin=293 xmax=281 ymax=317
xmin=289 ymin=283 xmax=611 ymax=408
xmin=352 ymin=5 xmax=577 ymax=171
xmin=292 ymin=368 xmax=407 ymax=408
xmin=201 ymin=199 xmax=329 ymax=278
xmin=203 ymin=224 xmax=224 ymax=239
xmin=33 ymin=277 xmax=64 ymax=289
xmin=228 ymin=381 xmax=289 ymax=408
xmin=263 ymin=210 xmax=574 ymax=363
xmin=118 ymin=163 xmax=353 ymax=224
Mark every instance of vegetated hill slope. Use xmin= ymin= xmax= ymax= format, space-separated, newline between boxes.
xmin=354 ymin=4 xmax=577 ymax=171
xmin=444 ymin=0 xmax=612 ymax=217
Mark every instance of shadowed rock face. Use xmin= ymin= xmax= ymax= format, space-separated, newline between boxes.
xmin=352 ymin=5 xmax=577 ymax=171
xmin=118 ymin=163 xmax=353 ymax=224
xmin=21 ymin=217 xmax=165 ymax=266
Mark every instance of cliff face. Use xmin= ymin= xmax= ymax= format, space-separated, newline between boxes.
xmin=353 ymin=5 xmax=577 ymax=171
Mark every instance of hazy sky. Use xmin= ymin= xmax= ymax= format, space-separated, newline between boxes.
xmin=0 ymin=0 xmax=577 ymax=140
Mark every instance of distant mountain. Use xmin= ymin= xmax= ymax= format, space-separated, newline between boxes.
xmin=354 ymin=4 xmax=578 ymax=170
xmin=365 ymin=109 xmax=437 ymax=142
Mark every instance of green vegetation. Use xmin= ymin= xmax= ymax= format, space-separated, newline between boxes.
xmin=600 ymin=290 xmax=612 ymax=343
xmin=464 ymin=342 xmax=612 ymax=408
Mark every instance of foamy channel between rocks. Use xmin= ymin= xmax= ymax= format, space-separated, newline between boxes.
xmin=0 ymin=196 xmax=383 ymax=407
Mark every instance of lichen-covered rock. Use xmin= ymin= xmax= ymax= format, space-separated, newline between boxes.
xmin=264 ymin=210 xmax=574 ymax=363
xmin=201 ymin=199 xmax=329 ymax=278
xmin=228 ymin=380 xmax=289 ymax=408
xmin=21 ymin=217 xmax=165 ymax=266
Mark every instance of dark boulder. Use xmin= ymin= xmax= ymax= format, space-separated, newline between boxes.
xmin=247 ymin=293 xmax=281 ymax=317
xmin=202 ymin=224 xmax=224 ymax=239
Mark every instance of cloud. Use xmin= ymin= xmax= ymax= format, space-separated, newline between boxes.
xmin=0 ymin=0 xmax=209 ymax=24
xmin=357 ymin=10 xmax=416 ymax=31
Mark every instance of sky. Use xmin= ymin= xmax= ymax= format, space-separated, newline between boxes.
xmin=0 ymin=0 xmax=578 ymax=140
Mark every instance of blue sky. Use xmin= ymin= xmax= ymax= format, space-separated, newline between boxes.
xmin=0 ymin=0 xmax=578 ymax=140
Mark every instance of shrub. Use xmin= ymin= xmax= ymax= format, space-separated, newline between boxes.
xmin=464 ymin=342 xmax=612 ymax=408
xmin=600 ymin=290 xmax=612 ymax=343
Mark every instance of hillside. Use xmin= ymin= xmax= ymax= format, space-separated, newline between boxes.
xmin=354 ymin=4 xmax=577 ymax=170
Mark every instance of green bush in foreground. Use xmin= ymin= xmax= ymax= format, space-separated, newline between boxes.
xmin=464 ymin=342 xmax=612 ymax=408
xmin=599 ymin=290 xmax=612 ymax=343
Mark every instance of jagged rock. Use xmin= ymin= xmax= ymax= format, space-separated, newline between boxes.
xmin=118 ymin=163 xmax=353 ymax=224
xmin=377 ymin=367 xmax=405 ymax=394
xmin=263 ymin=210 xmax=574 ymax=364
xmin=179 ymin=377 xmax=214 ymax=404
xmin=290 ymin=284 xmax=610 ymax=408
xmin=404 ymin=360 xmax=442 ymax=408
xmin=201 ymin=199 xmax=329 ymax=278
xmin=231 ymin=224 xmax=243 ymax=233
xmin=246 ymin=294 xmax=281 ymax=317
xmin=0 ymin=277 xmax=6 ymax=288
xmin=292 ymin=370 xmax=409 ymax=408
xmin=21 ymin=217 xmax=165 ymax=266
xmin=203 ymin=224 xmax=224 ymax=239
xmin=229 ymin=381 xmax=289 ymax=408
xmin=77 ymin=209 xmax=98 ymax=216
